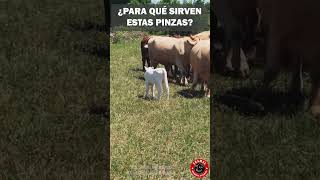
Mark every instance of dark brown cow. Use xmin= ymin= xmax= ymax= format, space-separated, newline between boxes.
xmin=140 ymin=35 xmax=151 ymax=71
xmin=213 ymin=0 xmax=259 ymax=77
xmin=258 ymin=0 xmax=320 ymax=117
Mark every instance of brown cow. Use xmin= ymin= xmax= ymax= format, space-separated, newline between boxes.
xmin=258 ymin=0 xmax=320 ymax=117
xmin=140 ymin=35 xmax=151 ymax=71
xmin=148 ymin=36 xmax=200 ymax=85
xmin=190 ymin=39 xmax=211 ymax=97
xmin=213 ymin=0 xmax=259 ymax=78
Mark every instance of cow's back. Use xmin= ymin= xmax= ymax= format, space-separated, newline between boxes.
xmin=259 ymin=0 xmax=320 ymax=68
xmin=148 ymin=36 xmax=184 ymax=66
xmin=194 ymin=31 xmax=210 ymax=40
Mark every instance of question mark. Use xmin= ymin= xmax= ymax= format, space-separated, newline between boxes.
xmin=188 ymin=19 xmax=193 ymax=26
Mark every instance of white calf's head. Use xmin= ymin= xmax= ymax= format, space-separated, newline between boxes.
xmin=144 ymin=66 xmax=154 ymax=71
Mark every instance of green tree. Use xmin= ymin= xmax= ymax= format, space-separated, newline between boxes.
xmin=130 ymin=0 xmax=151 ymax=4
xmin=194 ymin=0 xmax=205 ymax=5
xmin=110 ymin=0 xmax=130 ymax=4
xmin=183 ymin=0 xmax=193 ymax=5
xmin=159 ymin=0 xmax=180 ymax=5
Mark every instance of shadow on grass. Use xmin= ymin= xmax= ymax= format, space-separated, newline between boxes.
xmin=137 ymin=95 xmax=158 ymax=101
xmin=136 ymin=76 xmax=145 ymax=81
xmin=88 ymin=103 xmax=108 ymax=118
xmin=130 ymin=68 xmax=144 ymax=72
xmin=74 ymin=44 xmax=109 ymax=58
xmin=177 ymin=89 xmax=207 ymax=99
xmin=69 ymin=21 xmax=106 ymax=32
xmin=214 ymin=87 xmax=305 ymax=116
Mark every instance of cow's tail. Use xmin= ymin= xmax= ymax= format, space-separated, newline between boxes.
xmin=163 ymin=68 xmax=169 ymax=99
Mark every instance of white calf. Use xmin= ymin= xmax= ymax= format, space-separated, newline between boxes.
xmin=144 ymin=67 xmax=169 ymax=100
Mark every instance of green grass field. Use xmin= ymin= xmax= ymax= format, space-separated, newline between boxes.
xmin=3 ymin=0 xmax=320 ymax=179
xmin=1 ymin=0 xmax=106 ymax=179
xmin=211 ymin=64 xmax=320 ymax=179
xmin=110 ymin=40 xmax=210 ymax=179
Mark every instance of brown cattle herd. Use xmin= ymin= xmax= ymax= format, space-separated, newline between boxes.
xmin=139 ymin=0 xmax=320 ymax=118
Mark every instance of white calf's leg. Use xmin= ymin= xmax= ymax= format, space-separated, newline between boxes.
xmin=151 ymin=84 xmax=155 ymax=98
xmin=156 ymin=81 xmax=163 ymax=100
xmin=145 ymin=82 xmax=149 ymax=98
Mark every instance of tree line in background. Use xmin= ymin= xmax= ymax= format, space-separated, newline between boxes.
xmin=111 ymin=0 xmax=208 ymax=5
xmin=109 ymin=0 xmax=210 ymax=36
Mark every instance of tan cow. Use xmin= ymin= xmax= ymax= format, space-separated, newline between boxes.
xmin=192 ymin=31 xmax=210 ymax=40
xmin=148 ymin=36 xmax=200 ymax=85
xmin=190 ymin=39 xmax=210 ymax=97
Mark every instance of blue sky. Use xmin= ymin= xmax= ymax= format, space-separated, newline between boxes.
xmin=151 ymin=0 xmax=210 ymax=4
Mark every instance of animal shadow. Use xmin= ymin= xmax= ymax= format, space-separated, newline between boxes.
xmin=130 ymin=68 xmax=144 ymax=72
xmin=74 ymin=43 xmax=108 ymax=58
xmin=88 ymin=103 xmax=108 ymax=118
xmin=69 ymin=21 xmax=106 ymax=32
xmin=137 ymin=95 xmax=157 ymax=101
xmin=177 ymin=89 xmax=207 ymax=99
xmin=214 ymin=87 xmax=305 ymax=116
xmin=136 ymin=76 xmax=145 ymax=81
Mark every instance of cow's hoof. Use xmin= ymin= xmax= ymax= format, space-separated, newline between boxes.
xmin=311 ymin=105 xmax=320 ymax=118
xmin=240 ymin=69 xmax=250 ymax=79
xmin=224 ymin=67 xmax=234 ymax=73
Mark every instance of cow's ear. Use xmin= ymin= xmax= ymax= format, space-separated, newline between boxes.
xmin=189 ymin=35 xmax=196 ymax=40
xmin=187 ymin=37 xmax=199 ymax=46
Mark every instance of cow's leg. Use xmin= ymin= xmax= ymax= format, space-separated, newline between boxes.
xmin=246 ymin=46 xmax=257 ymax=63
xmin=174 ymin=65 xmax=179 ymax=81
xmin=187 ymin=64 xmax=192 ymax=81
xmin=201 ymin=82 xmax=205 ymax=91
xmin=206 ymin=89 xmax=210 ymax=98
xmin=156 ymin=81 xmax=163 ymax=100
xmin=204 ymin=83 xmax=210 ymax=97
xmin=225 ymin=48 xmax=234 ymax=71
xmin=192 ymin=72 xmax=198 ymax=90
xmin=182 ymin=70 xmax=188 ymax=86
xmin=262 ymin=33 xmax=281 ymax=89
xmin=142 ymin=58 xmax=146 ymax=71
xmin=177 ymin=66 xmax=186 ymax=85
xmin=165 ymin=65 xmax=173 ymax=78
xmin=310 ymin=76 xmax=320 ymax=118
xmin=252 ymin=35 xmax=280 ymax=99
xmin=147 ymin=58 xmax=151 ymax=67
xmin=240 ymin=48 xmax=250 ymax=78
xmin=256 ymin=8 xmax=262 ymax=33
xmin=289 ymin=60 xmax=305 ymax=105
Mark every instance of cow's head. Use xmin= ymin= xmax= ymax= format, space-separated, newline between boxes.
xmin=184 ymin=36 xmax=200 ymax=51
xmin=188 ymin=35 xmax=200 ymax=45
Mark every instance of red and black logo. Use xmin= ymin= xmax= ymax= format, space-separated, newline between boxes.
xmin=190 ymin=159 xmax=209 ymax=178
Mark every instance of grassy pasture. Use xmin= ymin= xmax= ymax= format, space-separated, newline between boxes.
xmin=1 ymin=0 xmax=106 ymax=179
xmin=110 ymin=40 xmax=210 ymax=179
xmin=212 ymin=55 xmax=320 ymax=179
